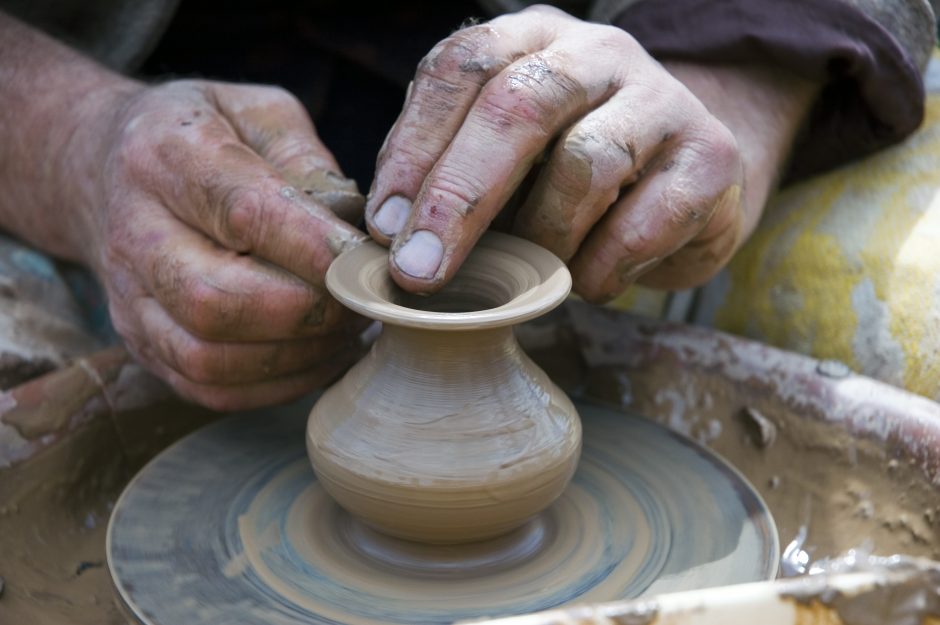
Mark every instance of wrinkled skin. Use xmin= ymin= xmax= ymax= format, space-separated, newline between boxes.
xmin=0 ymin=7 xmax=815 ymax=411
xmin=367 ymin=5 xmax=814 ymax=301
xmin=82 ymin=81 xmax=370 ymax=410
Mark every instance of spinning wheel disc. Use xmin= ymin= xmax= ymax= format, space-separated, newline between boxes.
xmin=107 ymin=401 xmax=778 ymax=625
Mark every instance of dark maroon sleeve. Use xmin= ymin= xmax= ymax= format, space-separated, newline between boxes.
xmin=611 ymin=0 xmax=928 ymax=183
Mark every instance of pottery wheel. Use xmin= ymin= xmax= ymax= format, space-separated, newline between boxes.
xmin=107 ymin=401 xmax=778 ymax=625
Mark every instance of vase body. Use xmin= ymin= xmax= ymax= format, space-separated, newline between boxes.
xmin=306 ymin=232 xmax=581 ymax=544
xmin=307 ymin=323 xmax=581 ymax=543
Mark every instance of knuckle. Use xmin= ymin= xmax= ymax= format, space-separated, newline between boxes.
xmin=667 ymin=122 xmax=740 ymax=229
xmin=615 ymin=219 xmax=657 ymax=260
xmin=179 ymin=279 xmax=239 ymax=339
xmin=379 ymin=137 xmax=442 ymax=174
xmin=690 ymin=120 xmax=740 ymax=174
xmin=218 ymin=187 xmax=263 ymax=251
xmin=476 ymin=86 xmax=553 ymax=137
xmin=111 ymin=91 xmax=214 ymax=181
xmin=511 ymin=54 xmax=577 ymax=96
xmin=562 ymin=125 xmax=634 ymax=181
xmin=534 ymin=174 xmax=594 ymax=230
xmin=511 ymin=3 xmax=576 ymax=29
xmin=665 ymin=192 xmax=713 ymax=229
xmin=112 ymin=124 xmax=160 ymax=181
xmin=157 ymin=79 xmax=204 ymax=97
xmin=264 ymin=136 xmax=313 ymax=167
xmin=259 ymin=84 xmax=299 ymax=104
xmin=239 ymin=83 xmax=304 ymax=110
xmin=423 ymin=166 xmax=489 ymax=218
xmin=177 ymin=340 xmax=222 ymax=385
xmin=150 ymin=252 xmax=187 ymax=303
xmin=520 ymin=3 xmax=564 ymax=14
xmin=412 ymin=66 xmax=467 ymax=108
xmin=540 ymin=174 xmax=586 ymax=221
xmin=479 ymin=57 xmax=579 ymax=135
xmin=419 ymin=25 xmax=497 ymax=78
xmin=593 ymin=25 xmax=641 ymax=53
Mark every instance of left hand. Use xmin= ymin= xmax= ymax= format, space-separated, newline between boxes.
xmin=79 ymin=80 xmax=370 ymax=410
xmin=365 ymin=5 xmax=815 ymax=301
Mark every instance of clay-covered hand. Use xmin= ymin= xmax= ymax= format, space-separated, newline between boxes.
xmin=84 ymin=80 xmax=369 ymax=410
xmin=366 ymin=5 xmax=814 ymax=301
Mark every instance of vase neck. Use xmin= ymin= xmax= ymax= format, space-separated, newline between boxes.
xmin=375 ymin=325 xmax=518 ymax=373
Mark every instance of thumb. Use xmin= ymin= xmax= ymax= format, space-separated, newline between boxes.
xmin=209 ymin=82 xmax=365 ymax=225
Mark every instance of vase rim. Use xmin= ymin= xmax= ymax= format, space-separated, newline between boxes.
xmin=325 ymin=232 xmax=571 ymax=330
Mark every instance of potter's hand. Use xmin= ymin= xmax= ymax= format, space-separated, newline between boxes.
xmin=85 ymin=81 xmax=369 ymax=410
xmin=365 ymin=5 xmax=816 ymax=300
xmin=1 ymin=17 xmax=371 ymax=410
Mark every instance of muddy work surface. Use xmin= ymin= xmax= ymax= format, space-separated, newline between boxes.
xmin=3 ymin=302 xmax=940 ymax=623
xmin=107 ymin=402 xmax=775 ymax=625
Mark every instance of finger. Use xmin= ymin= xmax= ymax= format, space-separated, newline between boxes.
xmin=147 ymin=348 xmax=362 ymax=412
xmin=513 ymin=84 xmax=689 ymax=262
xmin=365 ymin=11 xmax=562 ymax=242
xmin=111 ymin=198 xmax=361 ymax=341
xmin=134 ymin=297 xmax=357 ymax=385
xmin=146 ymin=115 xmax=368 ymax=286
xmin=388 ymin=30 xmax=643 ymax=293
xmin=637 ymin=183 xmax=743 ymax=289
xmin=570 ymin=119 xmax=742 ymax=302
xmin=283 ymin=169 xmax=365 ymax=226
xmin=210 ymin=82 xmax=366 ymax=225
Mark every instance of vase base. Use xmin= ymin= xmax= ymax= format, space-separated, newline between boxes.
xmin=342 ymin=513 xmax=553 ymax=578
xmin=108 ymin=401 xmax=778 ymax=625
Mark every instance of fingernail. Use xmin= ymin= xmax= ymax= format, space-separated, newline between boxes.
xmin=393 ymin=230 xmax=443 ymax=280
xmin=373 ymin=195 xmax=411 ymax=237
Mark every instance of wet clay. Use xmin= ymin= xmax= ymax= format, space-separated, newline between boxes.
xmin=308 ymin=233 xmax=581 ymax=543
xmin=0 ymin=234 xmax=102 ymax=389
xmin=107 ymin=402 xmax=775 ymax=625
xmin=0 ymin=414 xmax=128 ymax=624
xmin=0 ymin=353 xmax=217 ymax=625
xmin=467 ymin=555 xmax=940 ymax=625
xmin=532 ymin=301 xmax=940 ymax=562
xmin=5 ymin=301 xmax=940 ymax=623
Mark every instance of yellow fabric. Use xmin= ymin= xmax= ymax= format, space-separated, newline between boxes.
xmin=711 ymin=84 xmax=940 ymax=399
xmin=606 ymin=286 xmax=670 ymax=319
xmin=610 ymin=51 xmax=940 ymax=400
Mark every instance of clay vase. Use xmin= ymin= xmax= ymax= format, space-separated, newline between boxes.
xmin=306 ymin=232 xmax=582 ymax=544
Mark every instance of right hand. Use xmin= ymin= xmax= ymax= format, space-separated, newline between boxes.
xmin=80 ymin=80 xmax=369 ymax=410
xmin=365 ymin=6 xmax=744 ymax=301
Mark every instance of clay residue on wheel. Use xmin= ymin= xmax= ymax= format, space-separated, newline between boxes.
xmin=538 ymin=301 xmax=940 ymax=563
xmin=782 ymin=556 xmax=940 ymax=625
xmin=0 ymin=357 xmax=216 ymax=625
xmin=0 ymin=416 xmax=127 ymax=625
xmin=5 ymin=301 xmax=940 ymax=623
xmin=1 ymin=350 xmax=127 ymax=440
